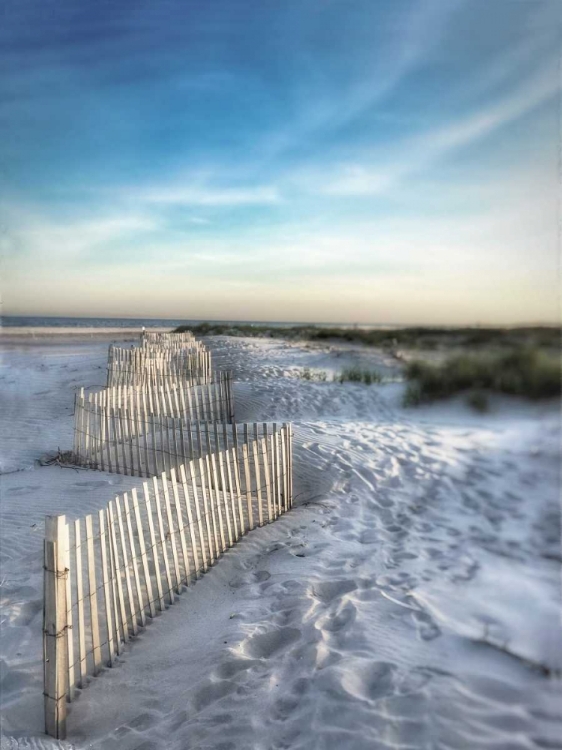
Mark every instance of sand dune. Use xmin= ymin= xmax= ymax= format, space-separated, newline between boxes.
xmin=0 ymin=334 xmax=560 ymax=749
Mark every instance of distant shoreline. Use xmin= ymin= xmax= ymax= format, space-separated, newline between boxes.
xmin=1 ymin=315 xmax=558 ymax=330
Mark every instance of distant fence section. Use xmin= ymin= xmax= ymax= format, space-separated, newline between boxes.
xmin=44 ymin=329 xmax=296 ymax=740
xmin=107 ymin=343 xmax=212 ymax=387
xmin=141 ymin=330 xmax=195 ymax=345
xmin=73 ymin=373 xmax=235 ymax=476
xmin=44 ymin=423 xmax=292 ymax=738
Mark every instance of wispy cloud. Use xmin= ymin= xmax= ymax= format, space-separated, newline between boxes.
xmin=257 ymin=0 xmax=465 ymax=161
xmin=2 ymin=209 xmax=158 ymax=262
xmin=315 ymin=57 xmax=559 ymax=197
xmin=134 ymin=184 xmax=280 ymax=207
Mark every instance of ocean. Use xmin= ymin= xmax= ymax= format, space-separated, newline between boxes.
xmin=0 ymin=316 xmax=389 ymax=330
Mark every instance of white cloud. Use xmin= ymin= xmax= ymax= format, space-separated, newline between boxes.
xmin=2 ymin=209 xmax=159 ymax=261
xmin=135 ymin=184 xmax=280 ymax=207
xmin=317 ymin=57 xmax=558 ymax=198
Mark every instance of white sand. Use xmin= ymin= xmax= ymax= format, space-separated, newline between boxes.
xmin=1 ymin=333 xmax=560 ymax=749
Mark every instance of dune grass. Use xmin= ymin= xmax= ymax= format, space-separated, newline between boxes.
xmin=336 ymin=367 xmax=383 ymax=385
xmin=173 ymin=322 xmax=560 ymax=351
xmin=299 ymin=367 xmax=328 ymax=382
xmin=296 ymin=367 xmax=382 ymax=384
xmin=404 ymin=348 xmax=561 ymax=406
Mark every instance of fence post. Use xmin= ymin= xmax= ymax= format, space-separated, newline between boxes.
xmin=44 ymin=515 xmax=69 ymax=739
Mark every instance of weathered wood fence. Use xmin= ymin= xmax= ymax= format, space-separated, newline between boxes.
xmin=141 ymin=330 xmax=195 ymax=345
xmin=72 ymin=411 xmax=276 ymax=481
xmin=107 ymin=343 xmax=212 ymax=387
xmin=73 ymin=373 xmax=235 ymax=475
xmin=44 ymin=423 xmax=292 ymax=738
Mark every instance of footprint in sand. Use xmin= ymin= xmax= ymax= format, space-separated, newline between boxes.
xmin=191 ymin=679 xmax=238 ymax=712
xmin=311 ymin=579 xmax=357 ymax=603
xmin=341 ymin=661 xmax=399 ymax=701
xmin=411 ymin=609 xmax=441 ymax=641
xmin=319 ymin=601 xmax=357 ymax=633
xmin=242 ymin=627 xmax=301 ymax=659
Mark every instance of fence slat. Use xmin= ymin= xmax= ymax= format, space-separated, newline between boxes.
xmin=179 ymin=464 xmax=201 ymax=576
xmin=74 ymin=518 xmax=87 ymax=688
xmin=189 ymin=461 xmax=210 ymax=571
xmin=107 ymin=503 xmax=127 ymax=644
xmin=162 ymin=471 xmax=182 ymax=594
xmin=132 ymin=487 xmax=155 ymax=618
xmin=44 ymin=515 xmax=68 ymax=739
xmin=252 ymin=440 xmax=264 ymax=527
xmin=143 ymin=481 xmax=165 ymax=612
xmin=115 ymin=497 xmax=138 ymax=636
xmin=198 ymin=457 xmax=216 ymax=563
xmin=63 ymin=522 xmax=75 ymax=700
xmin=98 ymin=509 xmax=116 ymax=665
xmin=242 ymin=443 xmax=254 ymax=531
xmin=153 ymin=475 xmax=175 ymax=604
xmin=85 ymin=515 xmax=102 ymax=674
xmin=170 ymin=468 xmax=191 ymax=585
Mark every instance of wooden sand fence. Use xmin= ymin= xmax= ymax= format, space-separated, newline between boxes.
xmin=44 ymin=423 xmax=292 ymax=738
xmin=107 ymin=343 xmax=212 ymax=388
xmin=73 ymin=373 xmax=235 ymax=475
xmin=141 ymin=330 xmax=195 ymax=345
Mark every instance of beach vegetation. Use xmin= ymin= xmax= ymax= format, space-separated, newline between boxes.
xmin=404 ymin=348 xmax=560 ymax=405
xmin=336 ymin=367 xmax=383 ymax=385
xmin=173 ymin=323 xmax=560 ymax=352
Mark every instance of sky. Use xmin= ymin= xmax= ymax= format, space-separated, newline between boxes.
xmin=0 ymin=0 xmax=560 ymax=325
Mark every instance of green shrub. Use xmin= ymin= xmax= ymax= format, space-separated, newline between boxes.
xmin=299 ymin=368 xmax=328 ymax=382
xmin=172 ymin=323 xmax=560 ymax=351
xmin=403 ymin=383 xmax=424 ymax=406
xmin=404 ymin=348 xmax=560 ymax=405
xmin=337 ymin=367 xmax=383 ymax=385
xmin=466 ymin=391 xmax=489 ymax=413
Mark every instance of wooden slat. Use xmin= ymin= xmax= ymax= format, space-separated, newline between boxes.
xmin=270 ymin=431 xmax=278 ymax=519
xmin=74 ymin=518 xmax=87 ymax=688
xmin=261 ymin=437 xmax=273 ymax=522
xmin=141 ymin=391 xmax=150 ymax=477
xmin=204 ymin=455 xmax=221 ymax=559
xmin=231 ymin=446 xmax=245 ymax=534
xmin=198 ymin=457 xmax=216 ymax=563
xmin=123 ymin=492 xmax=145 ymax=627
xmin=252 ymin=440 xmax=264 ymax=527
xmin=150 ymin=414 xmax=160 ymax=476
xmin=85 ymin=515 xmax=101 ymax=673
xmin=118 ymin=409 xmax=129 ymax=476
xmin=275 ymin=428 xmax=283 ymax=514
xmin=209 ymin=452 xmax=226 ymax=552
xmin=143 ymin=481 xmax=165 ymax=612
xmin=131 ymin=487 xmax=155 ymax=618
xmin=217 ymin=449 xmax=233 ymax=545
xmin=153 ymin=476 xmax=175 ymax=604
xmin=161 ymin=472 xmax=182 ymax=593
xmin=242 ymin=443 xmax=254 ymax=530
xmin=115 ymin=497 xmax=137 ymax=636
xmin=223 ymin=446 xmax=239 ymax=540
xmin=170 ymin=468 xmax=190 ymax=585
xmin=62 ymin=521 xmax=74 ymax=700
xmin=179 ymin=464 xmax=201 ymax=576
xmin=189 ymin=461 xmax=209 ymax=571
xmin=98 ymin=509 xmax=115 ymax=665
xmin=108 ymin=502 xmax=128 ymax=642
xmin=44 ymin=516 xmax=68 ymax=739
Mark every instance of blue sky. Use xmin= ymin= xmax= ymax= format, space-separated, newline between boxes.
xmin=1 ymin=0 xmax=560 ymax=324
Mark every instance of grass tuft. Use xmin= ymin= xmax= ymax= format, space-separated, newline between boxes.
xmin=299 ymin=368 xmax=328 ymax=382
xmin=404 ymin=348 xmax=560 ymax=405
xmin=173 ymin=323 xmax=561 ymax=352
xmin=337 ymin=367 xmax=382 ymax=385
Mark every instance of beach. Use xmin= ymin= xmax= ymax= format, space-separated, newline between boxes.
xmin=0 ymin=330 xmax=560 ymax=749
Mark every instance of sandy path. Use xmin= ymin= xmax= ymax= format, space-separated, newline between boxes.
xmin=1 ymin=336 xmax=560 ymax=749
